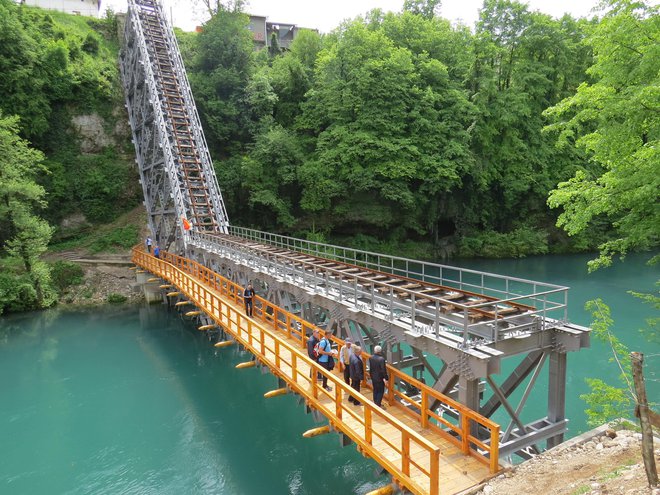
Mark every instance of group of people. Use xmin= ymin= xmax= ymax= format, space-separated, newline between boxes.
xmin=145 ymin=237 xmax=160 ymax=258
xmin=307 ymin=330 xmax=389 ymax=407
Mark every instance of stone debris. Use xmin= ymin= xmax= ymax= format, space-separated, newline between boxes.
xmin=472 ymin=430 xmax=659 ymax=495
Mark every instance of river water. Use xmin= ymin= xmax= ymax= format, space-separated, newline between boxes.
xmin=0 ymin=252 xmax=657 ymax=494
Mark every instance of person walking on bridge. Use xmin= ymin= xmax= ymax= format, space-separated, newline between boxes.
xmin=349 ymin=346 xmax=364 ymax=406
xmin=146 ymin=236 xmax=153 ymax=253
xmin=153 ymin=245 xmax=160 ymax=258
xmin=243 ymin=284 xmax=255 ymax=317
xmin=369 ymin=345 xmax=388 ymax=408
xmin=339 ymin=338 xmax=353 ymax=385
xmin=317 ymin=330 xmax=335 ymax=392
xmin=307 ymin=329 xmax=320 ymax=381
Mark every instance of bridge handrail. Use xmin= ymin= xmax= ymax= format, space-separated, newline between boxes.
xmin=148 ymin=0 xmax=230 ymax=233
xmin=192 ymin=232 xmax=568 ymax=340
xmin=133 ymin=246 xmax=501 ymax=482
xmin=133 ymin=247 xmax=444 ymax=495
xmin=226 ymin=226 xmax=569 ymax=295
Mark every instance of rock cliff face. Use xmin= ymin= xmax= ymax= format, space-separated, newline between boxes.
xmin=71 ymin=109 xmax=131 ymax=153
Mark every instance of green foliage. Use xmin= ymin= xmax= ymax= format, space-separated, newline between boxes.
xmin=0 ymin=1 xmax=121 ymax=140
xmin=76 ymin=148 xmax=139 ymax=223
xmin=49 ymin=261 xmax=84 ymax=291
xmin=458 ymin=226 xmax=549 ymax=258
xmin=190 ymin=7 xmax=254 ymax=155
xmin=0 ymin=112 xmax=56 ymax=313
xmin=180 ymin=2 xmax=609 ymax=257
xmin=106 ymin=293 xmax=127 ymax=304
xmin=545 ymin=0 xmax=660 ymax=270
xmin=89 ymin=225 xmax=139 ymax=253
xmin=580 ymin=299 xmax=635 ymax=427
xmin=0 ymin=264 xmax=40 ymax=314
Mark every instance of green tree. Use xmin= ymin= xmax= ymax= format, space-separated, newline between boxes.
xmin=462 ymin=0 xmax=592 ymax=247
xmin=192 ymin=7 xmax=254 ymax=155
xmin=402 ymin=0 xmax=442 ymax=19
xmin=268 ymin=32 xmax=281 ymax=59
xmin=0 ymin=113 xmax=55 ymax=313
xmin=298 ymin=20 xmax=474 ymax=240
xmin=545 ymin=0 xmax=660 ymax=270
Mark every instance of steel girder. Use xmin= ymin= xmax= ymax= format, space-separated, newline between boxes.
xmin=186 ymin=241 xmax=588 ymax=458
xmin=120 ymin=0 xmax=229 ymax=253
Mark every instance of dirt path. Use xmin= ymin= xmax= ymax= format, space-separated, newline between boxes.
xmin=468 ymin=429 xmax=659 ymax=495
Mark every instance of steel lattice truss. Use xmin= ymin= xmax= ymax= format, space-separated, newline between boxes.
xmin=118 ymin=0 xmax=591 ymax=462
xmin=120 ymin=0 xmax=229 ymax=251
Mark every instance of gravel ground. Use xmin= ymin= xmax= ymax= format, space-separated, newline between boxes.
xmin=470 ymin=429 xmax=659 ymax=495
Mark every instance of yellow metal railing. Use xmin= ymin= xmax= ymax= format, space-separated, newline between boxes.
xmin=134 ymin=248 xmax=441 ymax=495
xmin=133 ymin=247 xmax=501 ymax=493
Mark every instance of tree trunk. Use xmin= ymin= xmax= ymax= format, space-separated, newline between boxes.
xmin=631 ymin=352 xmax=658 ymax=487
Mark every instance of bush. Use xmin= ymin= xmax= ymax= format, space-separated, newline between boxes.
xmin=458 ymin=226 xmax=549 ymax=258
xmin=50 ymin=261 xmax=84 ymax=291
xmin=89 ymin=225 xmax=139 ymax=253
xmin=107 ymin=293 xmax=127 ymax=304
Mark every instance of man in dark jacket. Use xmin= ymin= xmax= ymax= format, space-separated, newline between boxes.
xmin=348 ymin=345 xmax=364 ymax=405
xmin=307 ymin=329 xmax=320 ymax=380
xmin=243 ymin=284 xmax=255 ymax=317
xmin=368 ymin=345 xmax=388 ymax=407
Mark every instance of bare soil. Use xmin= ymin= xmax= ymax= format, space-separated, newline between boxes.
xmin=470 ymin=430 xmax=659 ymax=495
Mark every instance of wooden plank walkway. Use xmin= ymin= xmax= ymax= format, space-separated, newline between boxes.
xmin=133 ymin=248 xmax=500 ymax=495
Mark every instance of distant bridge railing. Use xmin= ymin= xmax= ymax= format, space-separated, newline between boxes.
xmin=226 ymin=226 xmax=568 ymax=310
xmin=191 ymin=231 xmax=569 ymax=344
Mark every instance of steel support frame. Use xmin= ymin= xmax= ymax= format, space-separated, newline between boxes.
xmin=186 ymin=244 xmax=587 ymax=458
xmin=120 ymin=0 xmax=229 ymax=253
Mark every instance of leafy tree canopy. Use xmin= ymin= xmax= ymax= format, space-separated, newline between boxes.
xmin=545 ymin=0 xmax=659 ymax=270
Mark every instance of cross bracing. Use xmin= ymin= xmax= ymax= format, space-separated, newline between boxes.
xmin=186 ymin=228 xmax=590 ymax=458
xmin=120 ymin=0 xmax=591 ymax=470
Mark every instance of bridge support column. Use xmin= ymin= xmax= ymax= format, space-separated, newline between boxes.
xmin=547 ymin=351 xmax=567 ymax=449
xmin=458 ymin=376 xmax=480 ymax=413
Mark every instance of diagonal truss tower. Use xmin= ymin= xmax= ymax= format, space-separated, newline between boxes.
xmin=120 ymin=0 xmax=229 ymax=251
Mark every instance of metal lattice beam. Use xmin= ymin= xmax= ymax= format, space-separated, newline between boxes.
xmin=120 ymin=0 xmax=229 ymax=252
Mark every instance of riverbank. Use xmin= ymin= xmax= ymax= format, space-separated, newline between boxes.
xmin=467 ymin=426 xmax=659 ymax=495
xmin=48 ymin=249 xmax=144 ymax=306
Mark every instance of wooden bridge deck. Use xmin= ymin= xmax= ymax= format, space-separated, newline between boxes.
xmin=133 ymin=248 xmax=500 ymax=495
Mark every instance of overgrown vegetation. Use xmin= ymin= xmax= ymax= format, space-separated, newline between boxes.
xmin=49 ymin=260 xmax=85 ymax=291
xmin=106 ymin=293 xmax=127 ymax=304
xmin=0 ymin=1 xmax=139 ymax=314
xmin=178 ymin=0 xmax=608 ymax=257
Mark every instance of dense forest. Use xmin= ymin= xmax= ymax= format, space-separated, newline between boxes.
xmin=0 ymin=1 xmax=140 ymax=313
xmin=0 ymin=0 xmax=657 ymax=313
xmin=177 ymin=0 xmax=657 ymax=263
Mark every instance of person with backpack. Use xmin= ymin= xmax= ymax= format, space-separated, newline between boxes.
xmin=316 ymin=330 xmax=335 ymax=391
xmin=307 ymin=329 xmax=320 ymax=381
xmin=349 ymin=345 xmax=364 ymax=405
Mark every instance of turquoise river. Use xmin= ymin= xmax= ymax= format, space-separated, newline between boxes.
xmin=0 ymin=252 xmax=657 ymax=494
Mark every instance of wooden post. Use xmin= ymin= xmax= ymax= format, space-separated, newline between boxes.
xmin=631 ymin=352 xmax=658 ymax=487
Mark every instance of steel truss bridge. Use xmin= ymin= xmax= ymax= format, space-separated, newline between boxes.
xmin=120 ymin=1 xmax=590 ymax=493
